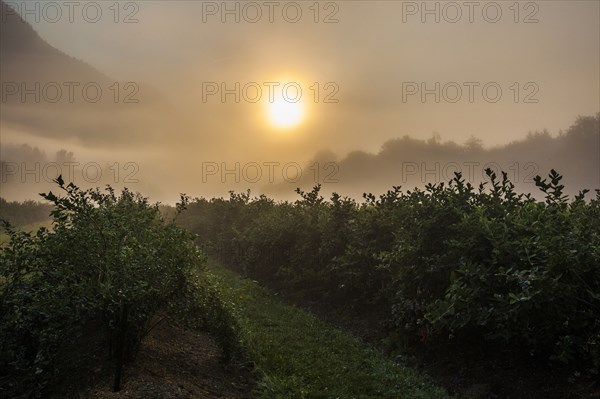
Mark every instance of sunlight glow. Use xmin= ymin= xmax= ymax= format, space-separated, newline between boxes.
xmin=266 ymin=97 xmax=305 ymax=129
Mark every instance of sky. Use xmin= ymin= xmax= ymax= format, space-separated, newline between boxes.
xmin=1 ymin=0 xmax=599 ymax=201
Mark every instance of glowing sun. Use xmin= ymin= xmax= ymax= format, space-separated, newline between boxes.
xmin=266 ymin=97 xmax=305 ymax=129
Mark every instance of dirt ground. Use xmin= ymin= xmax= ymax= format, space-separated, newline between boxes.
xmin=79 ymin=320 xmax=256 ymax=399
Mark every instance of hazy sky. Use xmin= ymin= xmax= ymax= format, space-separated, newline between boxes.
xmin=2 ymin=0 xmax=599 ymax=201
xmin=12 ymin=1 xmax=598 ymax=140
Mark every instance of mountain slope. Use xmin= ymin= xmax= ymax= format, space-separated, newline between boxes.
xmin=0 ymin=0 xmax=168 ymax=146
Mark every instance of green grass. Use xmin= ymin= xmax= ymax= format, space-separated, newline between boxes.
xmin=207 ymin=260 xmax=448 ymax=399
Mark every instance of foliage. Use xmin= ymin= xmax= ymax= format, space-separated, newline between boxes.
xmin=181 ymin=169 xmax=600 ymax=372
xmin=0 ymin=178 xmax=224 ymax=397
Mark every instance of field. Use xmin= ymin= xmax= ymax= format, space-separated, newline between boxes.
xmin=1 ymin=171 xmax=599 ymax=398
xmin=2 ymin=1 xmax=599 ymax=398
xmin=180 ymin=169 xmax=600 ymax=398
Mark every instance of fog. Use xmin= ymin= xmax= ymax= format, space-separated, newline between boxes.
xmin=1 ymin=0 xmax=598 ymax=202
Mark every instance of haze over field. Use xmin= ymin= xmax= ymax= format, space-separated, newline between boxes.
xmin=0 ymin=0 xmax=598 ymax=202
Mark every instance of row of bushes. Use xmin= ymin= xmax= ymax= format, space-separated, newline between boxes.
xmin=0 ymin=178 xmax=239 ymax=397
xmin=181 ymin=169 xmax=600 ymax=372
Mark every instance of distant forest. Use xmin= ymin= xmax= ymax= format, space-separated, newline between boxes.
xmin=266 ymin=113 xmax=600 ymax=198
xmin=0 ymin=198 xmax=52 ymax=227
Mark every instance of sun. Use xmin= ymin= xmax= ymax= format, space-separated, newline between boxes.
xmin=266 ymin=97 xmax=305 ymax=129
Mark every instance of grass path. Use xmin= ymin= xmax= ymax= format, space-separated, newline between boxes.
xmin=208 ymin=260 xmax=448 ymax=399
